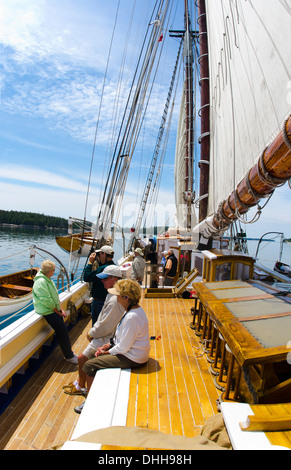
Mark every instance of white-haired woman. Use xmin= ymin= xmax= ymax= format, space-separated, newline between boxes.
xmin=33 ymin=260 xmax=77 ymax=363
xmin=75 ymin=279 xmax=150 ymax=413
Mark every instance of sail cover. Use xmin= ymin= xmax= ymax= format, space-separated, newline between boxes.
xmin=205 ymin=0 xmax=291 ymax=218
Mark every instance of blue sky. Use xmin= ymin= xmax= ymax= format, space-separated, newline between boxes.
xmin=0 ymin=0 xmax=187 ymax=228
xmin=0 ymin=0 xmax=290 ymax=238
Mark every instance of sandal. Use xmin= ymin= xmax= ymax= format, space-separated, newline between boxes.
xmin=63 ymin=383 xmax=87 ymax=396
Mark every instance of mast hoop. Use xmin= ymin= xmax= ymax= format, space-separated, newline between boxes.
xmin=197 ymin=13 xmax=206 ymax=26
xmin=198 ymin=53 xmax=208 ymax=64
xmin=198 ymin=103 xmax=210 ymax=117
xmin=198 ymin=158 xmax=210 ymax=166
xmin=198 ymin=133 xmax=210 ymax=144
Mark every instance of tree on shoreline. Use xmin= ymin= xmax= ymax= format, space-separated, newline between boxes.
xmin=0 ymin=210 xmax=68 ymax=229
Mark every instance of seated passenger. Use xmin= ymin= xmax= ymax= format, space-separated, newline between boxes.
xmin=74 ymin=279 xmax=150 ymax=414
xmin=63 ymin=265 xmax=124 ymax=395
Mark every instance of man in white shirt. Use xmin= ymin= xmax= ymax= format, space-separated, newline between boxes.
xmin=63 ymin=265 xmax=124 ymax=396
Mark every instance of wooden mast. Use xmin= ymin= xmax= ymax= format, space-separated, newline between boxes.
xmin=197 ymin=0 xmax=210 ymax=223
xmin=183 ymin=0 xmax=195 ymax=232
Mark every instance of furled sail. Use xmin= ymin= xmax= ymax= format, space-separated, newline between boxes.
xmin=196 ymin=0 xmax=291 ymax=237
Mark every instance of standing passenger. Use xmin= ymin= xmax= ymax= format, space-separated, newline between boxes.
xmin=163 ymin=249 xmax=178 ymax=286
xmin=131 ymin=248 xmax=146 ymax=285
xmin=33 ymin=260 xmax=77 ymax=364
xmin=83 ymin=245 xmax=115 ymax=325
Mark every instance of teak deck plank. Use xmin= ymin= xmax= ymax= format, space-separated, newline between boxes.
xmin=0 ymin=296 xmax=220 ymax=450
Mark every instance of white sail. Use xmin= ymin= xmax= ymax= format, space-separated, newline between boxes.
xmin=205 ymin=0 xmax=291 ymax=218
xmin=174 ymin=82 xmax=187 ymax=208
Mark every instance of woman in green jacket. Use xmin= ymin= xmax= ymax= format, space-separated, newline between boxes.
xmin=33 ymin=260 xmax=77 ymax=363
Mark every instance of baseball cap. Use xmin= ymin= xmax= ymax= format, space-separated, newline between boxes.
xmin=95 ymin=245 xmax=114 ymax=255
xmin=97 ymin=265 xmax=122 ymax=279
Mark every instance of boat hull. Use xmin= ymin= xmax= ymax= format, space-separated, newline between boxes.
xmin=55 ymin=232 xmax=93 ymax=257
xmin=0 ymin=294 xmax=33 ymax=317
xmin=0 ymin=268 xmax=38 ymax=317
xmin=0 ymin=281 xmax=90 ymax=391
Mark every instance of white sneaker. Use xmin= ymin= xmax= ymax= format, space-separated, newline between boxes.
xmin=65 ymin=356 xmax=78 ymax=364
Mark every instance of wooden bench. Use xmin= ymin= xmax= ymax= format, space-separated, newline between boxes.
xmin=61 ymin=368 xmax=131 ymax=450
xmin=1 ymin=283 xmax=32 ymax=292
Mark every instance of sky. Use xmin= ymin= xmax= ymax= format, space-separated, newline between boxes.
xmin=0 ymin=0 xmax=185 ymax=227
xmin=0 ymin=0 xmax=290 ymax=239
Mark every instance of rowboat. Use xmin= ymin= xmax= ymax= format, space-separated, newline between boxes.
xmin=55 ymin=232 xmax=93 ymax=258
xmin=0 ymin=268 xmax=38 ymax=317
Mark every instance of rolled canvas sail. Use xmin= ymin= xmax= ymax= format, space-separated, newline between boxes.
xmin=205 ymin=0 xmax=291 ymax=218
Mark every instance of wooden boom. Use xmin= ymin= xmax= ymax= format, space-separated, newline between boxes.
xmin=212 ymin=115 xmax=291 ymax=232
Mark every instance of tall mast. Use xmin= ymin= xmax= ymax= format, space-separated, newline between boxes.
xmin=197 ymin=0 xmax=210 ymax=223
xmin=183 ymin=0 xmax=195 ymax=232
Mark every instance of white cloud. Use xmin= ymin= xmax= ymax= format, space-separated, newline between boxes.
xmin=1 ymin=164 xmax=89 ymax=193
xmin=0 ymin=181 xmax=86 ymax=218
xmin=0 ymin=0 xmax=180 ymax=146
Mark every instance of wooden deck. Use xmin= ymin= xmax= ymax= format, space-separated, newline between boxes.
xmin=0 ymin=295 xmax=220 ymax=450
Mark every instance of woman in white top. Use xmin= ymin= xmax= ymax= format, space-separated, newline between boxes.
xmin=82 ymin=279 xmax=150 ymax=394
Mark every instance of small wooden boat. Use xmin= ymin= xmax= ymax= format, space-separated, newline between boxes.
xmin=55 ymin=232 xmax=93 ymax=257
xmin=0 ymin=268 xmax=38 ymax=316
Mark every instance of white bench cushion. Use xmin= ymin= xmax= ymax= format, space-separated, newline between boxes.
xmin=62 ymin=368 xmax=131 ymax=450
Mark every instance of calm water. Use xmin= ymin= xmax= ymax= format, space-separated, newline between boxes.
xmin=0 ymin=226 xmax=126 ymax=329
xmin=1 ymin=226 xmax=291 ymax=329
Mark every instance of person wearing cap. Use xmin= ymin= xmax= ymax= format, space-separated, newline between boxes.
xmin=83 ymin=245 xmax=115 ymax=325
xmin=63 ymin=265 xmax=124 ymax=396
xmin=131 ymin=247 xmax=146 ymax=285
xmin=74 ymin=279 xmax=150 ymax=413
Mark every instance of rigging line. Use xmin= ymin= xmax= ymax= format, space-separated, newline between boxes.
xmin=97 ymin=2 xmax=173 ymax=244
xmin=0 ymin=247 xmax=29 ymax=261
xmin=98 ymin=0 xmax=137 ymax=211
xmin=114 ymin=34 xmax=175 ymax=242
xmin=99 ymin=2 xmax=171 ymax=230
xmin=124 ymin=0 xmax=174 ymax=167
xmin=104 ymin=0 xmax=171 ymax=201
xmin=144 ymin=71 xmax=181 ymax=229
xmin=138 ymin=39 xmax=183 ymax=237
xmin=97 ymin=3 xmax=161 ymax=218
xmin=83 ymin=0 xmax=121 ymax=224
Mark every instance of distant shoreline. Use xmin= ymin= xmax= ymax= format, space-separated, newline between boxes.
xmin=0 ymin=223 xmax=66 ymax=230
